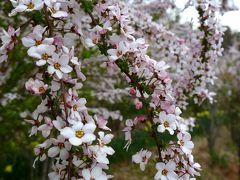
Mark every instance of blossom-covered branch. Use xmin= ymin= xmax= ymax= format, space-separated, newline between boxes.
xmin=0 ymin=0 xmax=225 ymax=179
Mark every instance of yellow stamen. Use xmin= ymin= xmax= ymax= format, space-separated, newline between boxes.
xmin=27 ymin=2 xmax=34 ymax=9
xmin=117 ymin=51 xmax=122 ymax=56
xmin=58 ymin=143 xmax=64 ymax=149
xmin=163 ymin=121 xmax=170 ymax=128
xmin=41 ymin=53 xmax=49 ymax=60
xmin=75 ymin=130 xmax=84 ymax=138
xmin=162 ymin=169 xmax=168 ymax=176
xmin=39 ymin=87 xmax=45 ymax=93
xmin=179 ymin=140 xmax=184 ymax=146
xmin=54 ymin=63 xmax=61 ymax=69
xmin=35 ymin=40 xmax=42 ymax=46
xmin=73 ymin=105 xmax=78 ymax=111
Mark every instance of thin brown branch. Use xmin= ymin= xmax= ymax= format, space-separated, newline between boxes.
xmin=61 ymin=80 xmax=69 ymax=124
xmin=43 ymin=5 xmax=53 ymax=36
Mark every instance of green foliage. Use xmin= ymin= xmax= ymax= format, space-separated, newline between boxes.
xmin=30 ymin=11 xmax=45 ymax=24
xmin=109 ymin=131 xmax=155 ymax=163
xmin=79 ymin=0 xmax=96 ymax=13
xmin=98 ymin=42 xmax=110 ymax=56
xmin=81 ymin=47 xmax=98 ymax=59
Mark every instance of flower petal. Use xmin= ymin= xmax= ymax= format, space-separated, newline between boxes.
xmin=81 ymin=133 xmax=95 ymax=143
xmin=48 ymin=146 xmax=60 ymax=157
xmin=69 ymin=137 xmax=82 ymax=146
xmin=60 ymin=127 xmax=75 ymax=138
xmin=83 ymin=123 xmax=96 ymax=133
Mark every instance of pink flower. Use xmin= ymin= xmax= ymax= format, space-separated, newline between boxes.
xmin=33 ymin=139 xmax=51 ymax=167
xmin=107 ymin=41 xmax=129 ymax=61
xmin=177 ymin=132 xmax=194 ymax=155
xmin=45 ymin=1 xmax=68 ymax=18
xmin=9 ymin=0 xmax=44 ymax=16
xmin=53 ymin=35 xmax=64 ymax=48
xmin=48 ymin=135 xmax=72 ymax=160
xmin=157 ymin=111 xmax=176 ymax=135
xmin=38 ymin=117 xmax=53 ymax=138
xmin=25 ymin=78 xmax=48 ymax=95
xmin=95 ymin=116 xmax=111 ymax=131
xmin=82 ymin=166 xmax=107 ymax=180
xmin=132 ymin=149 xmax=152 ymax=171
xmin=22 ymin=25 xmax=54 ymax=52
xmin=0 ymin=26 xmax=20 ymax=63
xmin=155 ymin=161 xmax=178 ymax=180
xmin=24 ymin=110 xmax=43 ymax=136
xmin=47 ymin=53 xmax=73 ymax=79
xmin=69 ymin=98 xmax=87 ymax=120
xmin=28 ymin=44 xmax=56 ymax=66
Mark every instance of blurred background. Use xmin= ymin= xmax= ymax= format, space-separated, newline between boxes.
xmin=0 ymin=0 xmax=239 ymax=179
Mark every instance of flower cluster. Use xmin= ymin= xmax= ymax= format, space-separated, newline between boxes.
xmin=9 ymin=0 xmax=67 ymax=17
xmin=5 ymin=0 xmax=116 ymax=179
xmin=127 ymin=0 xmax=225 ymax=109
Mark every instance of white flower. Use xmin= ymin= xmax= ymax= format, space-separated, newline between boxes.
xmin=157 ymin=111 xmax=176 ymax=135
xmin=132 ymin=149 xmax=152 ymax=171
xmin=155 ymin=161 xmax=178 ymax=180
xmin=177 ymin=132 xmax=194 ymax=155
xmin=9 ymin=0 xmax=44 ymax=16
xmin=82 ymin=166 xmax=107 ymax=180
xmin=28 ymin=44 xmax=56 ymax=66
xmin=60 ymin=122 xmax=96 ymax=146
xmin=48 ymin=135 xmax=72 ymax=160
xmin=47 ymin=53 xmax=73 ymax=79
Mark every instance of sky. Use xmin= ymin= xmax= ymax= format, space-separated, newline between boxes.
xmin=175 ymin=0 xmax=240 ymax=31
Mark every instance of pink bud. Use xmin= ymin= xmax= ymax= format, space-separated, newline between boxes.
xmin=134 ymin=99 xmax=143 ymax=110
xmin=8 ymin=26 xmax=15 ymax=36
xmin=129 ymin=87 xmax=136 ymax=96
xmin=53 ymin=36 xmax=64 ymax=47
xmin=136 ymin=115 xmax=145 ymax=123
